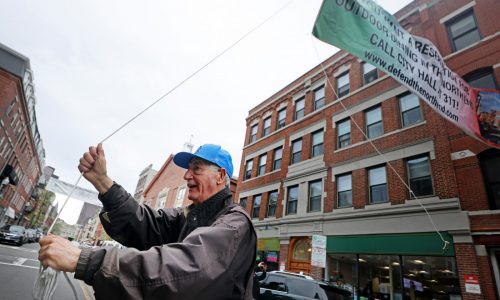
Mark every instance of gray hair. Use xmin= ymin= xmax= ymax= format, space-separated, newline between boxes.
xmin=208 ymin=165 xmax=231 ymax=187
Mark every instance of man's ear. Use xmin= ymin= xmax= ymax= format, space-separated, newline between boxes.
xmin=217 ymin=168 xmax=227 ymax=185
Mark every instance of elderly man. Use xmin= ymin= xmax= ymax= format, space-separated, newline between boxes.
xmin=38 ymin=143 xmax=257 ymax=299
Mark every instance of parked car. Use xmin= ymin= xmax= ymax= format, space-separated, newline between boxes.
xmin=257 ymin=271 xmax=352 ymax=300
xmin=0 ymin=225 xmax=26 ymax=246
xmin=25 ymin=229 xmax=37 ymax=243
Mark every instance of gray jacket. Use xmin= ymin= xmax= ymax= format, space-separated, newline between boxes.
xmin=75 ymin=183 xmax=256 ymax=300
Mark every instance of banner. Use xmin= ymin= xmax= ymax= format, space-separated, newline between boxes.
xmin=471 ymin=88 xmax=500 ymax=145
xmin=311 ymin=234 xmax=327 ymax=268
xmin=312 ymin=0 xmax=499 ymax=147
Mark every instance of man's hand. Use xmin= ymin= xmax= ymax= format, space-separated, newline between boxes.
xmin=78 ymin=143 xmax=113 ymax=193
xmin=38 ymin=235 xmax=82 ymax=273
xmin=257 ymin=262 xmax=267 ymax=271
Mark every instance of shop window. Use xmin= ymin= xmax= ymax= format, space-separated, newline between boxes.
xmin=311 ymin=130 xmax=324 ymax=157
xmin=257 ymin=154 xmax=267 ymax=176
xmin=263 ymin=117 xmax=271 ymax=137
xmin=308 ymin=180 xmax=322 ymax=212
xmin=337 ymin=173 xmax=352 ymax=207
xmin=407 ymin=155 xmax=434 ymax=197
xmin=252 ymin=194 xmax=261 ymax=219
xmin=249 ymin=124 xmax=258 ymax=143
xmin=479 ymin=149 xmax=500 ymax=209
xmin=239 ymin=197 xmax=247 ymax=209
xmin=446 ymin=10 xmax=481 ymax=52
xmin=363 ymin=62 xmax=378 ymax=84
xmin=277 ymin=108 xmax=287 ymax=129
xmin=337 ymin=72 xmax=350 ymax=98
xmin=337 ymin=119 xmax=351 ymax=148
xmin=287 ymin=185 xmax=299 ymax=215
xmin=314 ymin=85 xmax=325 ymax=110
xmin=328 ymin=254 xmax=358 ymax=295
xmin=366 ymin=106 xmax=383 ymax=138
xmin=291 ymin=139 xmax=302 ymax=164
xmin=267 ymin=190 xmax=278 ymax=217
xmin=244 ymin=159 xmax=253 ymax=180
xmin=369 ymin=166 xmax=388 ymax=203
xmin=400 ymin=93 xmax=423 ymax=127
xmin=273 ymin=147 xmax=282 ymax=171
xmin=359 ymin=255 xmax=402 ymax=300
xmin=295 ymin=98 xmax=305 ymax=120
xmin=402 ymin=256 xmax=461 ymax=299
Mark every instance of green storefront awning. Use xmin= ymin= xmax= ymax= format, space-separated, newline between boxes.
xmin=327 ymin=232 xmax=454 ymax=256
xmin=258 ymin=238 xmax=280 ymax=251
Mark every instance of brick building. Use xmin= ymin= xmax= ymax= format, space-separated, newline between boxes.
xmin=0 ymin=43 xmax=45 ymax=226
xmin=237 ymin=0 xmax=500 ymax=299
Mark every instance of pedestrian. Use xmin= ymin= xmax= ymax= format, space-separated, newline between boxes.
xmin=38 ymin=143 xmax=257 ymax=299
xmin=252 ymin=261 xmax=267 ymax=299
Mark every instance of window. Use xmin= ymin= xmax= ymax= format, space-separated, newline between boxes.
xmin=363 ymin=62 xmax=378 ymax=84
xmin=249 ymin=124 xmax=258 ymax=143
xmin=287 ymin=185 xmax=298 ymax=215
xmin=244 ymin=159 xmax=253 ymax=180
xmin=407 ymin=156 xmax=433 ymax=197
xmin=337 ymin=72 xmax=349 ymax=98
xmin=156 ymin=189 xmax=168 ymax=209
xmin=314 ymin=86 xmax=325 ymax=110
xmin=311 ymin=130 xmax=324 ymax=157
xmin=366 ymin=106 xmax=383 ymax=138
xmin=173 ymin=187 xmax=186 ymax=207
xmin=369 ymin=166 xmax=388 ymax=203
xmin=337 ymin=119 xmax=351 ymax=148
xmin=337 ymin=173 xmax=352 ymax=207
xmin=267 ymin=190 xmax=278 ymax=217
xmin=277 ymin=108 xmax=286 ymax=129
xmin=479 ymin=149 xmax=500 ymax=209
xmin=308 ymin=180 xmax=322 ymax=212
xmin=447 ymin=10 xmax=480 ymax=51
xmin=400 ymin=93 xmax=423 ymax=127
xmin=252 ymin=195 xmax=261 ymax=219
xmin=465 ymin=68 xmax=498 ymax=89
xmin=263 ymin=117 xmax=271 ymax=137
xmin=239 ymin=197 xmax=247 ymax=209
xmin=291 ymin=139 xmax=302 ymax=164
xmin=295 ymin=98 xmax=305 ymax=120
xmin=258 ymin=154 xmax=267 ymax=176
xmin=273 ymin=147 xmax=282 ymax=171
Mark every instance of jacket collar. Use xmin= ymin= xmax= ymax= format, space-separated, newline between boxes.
xmin=184 ymin=187 xmax=232 ymax=229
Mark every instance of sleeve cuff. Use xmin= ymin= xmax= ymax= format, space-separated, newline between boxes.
xmin=74 ymin=248 xmax=92 ymax=282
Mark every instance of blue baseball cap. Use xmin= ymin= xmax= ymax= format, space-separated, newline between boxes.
xmin=173 ymin=144 xmax=234 ymax=177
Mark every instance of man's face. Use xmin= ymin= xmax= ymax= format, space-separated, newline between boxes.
xmin=183 ymin=159 xmax=223 ymax=205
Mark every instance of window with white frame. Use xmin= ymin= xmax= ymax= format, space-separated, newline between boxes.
xmin=287 ymin=185 xmax=299 ymax=215
xmin=263 ymin=117 xmax=271 ymax=137
xmin=173 ymin=187 xmax=186 ymax=207
xmin=368 ymin=166 xmax=388 ymax=203
xmin=156 ymin=189 xmax=169 ymax=209
xmin=337 ymin=119 xmax=351 ymax=148
xmin=277 ymin=108 xmax=286 ymax=129
xmin=267 ymin=190 xmax=278 ymax=217
xmin=366 ymin=106 xmax=383 ymax=138
xmin=446 ymin=10 xmax=480 ymax=52
xmin=252 ymin=194 xmax=261 ymax=219
xmin=244 ymin=159 xmax=253 ymax=180
xmin=337 ymin=173 xmax=352 ymax=207
xmin=308 ymin=180 xmax=322 ymax=212
xmin=363 ymin=62 xmax=378 ymax=84
xmin=337 ymin=72 xmax=350 ymax=98
xmin=314 ymin=86 xmax=325 ymax=110
xmin=239 ymin=197 xmax=248 ymax=209
xmin=257 ymin=154 xmax=267 ymax=176
xmin=291 ymin=139 xmax=302 ymax=164
xmin=295 ymin=98 xmax=305 ymax=120
xmin=465 ymin=68 xmax=498 ymax=89
xmin=249 ymin=124 xmax=258 ymax=143
xmin=400 ymin=93 xmax=423 ymax=127
xmin=311 ymin=130 xmax=324 ymax=157
xmin=407 ymin=156 xmax=433 ymax=197
xmin=273 ymin=147 xmax=282 ymax=171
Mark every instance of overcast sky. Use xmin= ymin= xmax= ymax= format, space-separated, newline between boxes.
xmin=1 ymin=0 xmax=412 ymax=196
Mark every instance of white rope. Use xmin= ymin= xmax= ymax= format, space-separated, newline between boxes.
xmin=33 ymin=2 xmax=295 ymax=299
xmin=311 ymin=37 xmax=450 ymax=252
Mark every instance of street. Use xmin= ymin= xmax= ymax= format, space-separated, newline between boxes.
xmin=0 ymin=242 xmax=95 ymax=300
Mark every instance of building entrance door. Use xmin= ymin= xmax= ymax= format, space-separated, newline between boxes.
xmin=288 ymin=237 xmax=311 ymax=275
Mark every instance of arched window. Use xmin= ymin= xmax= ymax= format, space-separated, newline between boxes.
xmin=292 ymin=238 xmax=311 ymax=261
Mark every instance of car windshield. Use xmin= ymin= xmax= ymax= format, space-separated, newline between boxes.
xmin=1 ymin=225 xmax=24 ymax=234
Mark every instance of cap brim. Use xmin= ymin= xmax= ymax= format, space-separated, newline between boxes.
xmin=173 ymin=152 xmax=197 ymax=169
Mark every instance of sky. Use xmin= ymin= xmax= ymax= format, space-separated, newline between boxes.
xmin=1 ymin=0 xmax=413 ymax=197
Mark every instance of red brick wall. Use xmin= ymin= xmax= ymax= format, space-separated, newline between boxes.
xmin=454 ymin=244 xmax=486 ymax=300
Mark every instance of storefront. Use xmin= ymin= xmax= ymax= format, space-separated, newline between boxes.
xmin=326 ymin=232 xmax=462 ymax=300
xmin=257 ymin=238 xmax=280 ymax=271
